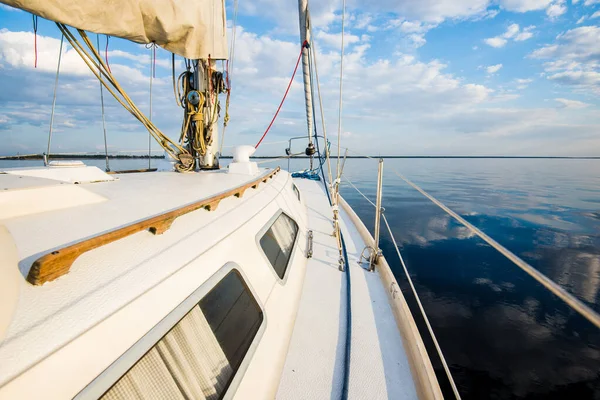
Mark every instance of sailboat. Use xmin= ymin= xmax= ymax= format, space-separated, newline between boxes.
xmin=0 ymin=0 xmax=445 ymax=398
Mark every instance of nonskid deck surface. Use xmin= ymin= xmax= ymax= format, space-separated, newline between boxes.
xmin=277 ymin=179 xmax=417 ymax=399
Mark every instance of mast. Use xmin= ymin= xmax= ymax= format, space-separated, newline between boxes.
xmin=298 ymin=0 xmax=315 ymax=166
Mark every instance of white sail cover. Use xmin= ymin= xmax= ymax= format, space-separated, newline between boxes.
xmin=0 ymin=0 xmax=228 ymax=59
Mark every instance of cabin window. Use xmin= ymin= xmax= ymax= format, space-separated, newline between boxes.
xmin=101 ymin=270 xmax=263 ymax=400
xmin=259 ymin=213 xmax=299 ymax=279
xmin=292 ymin=183 xmax=300 ymax=201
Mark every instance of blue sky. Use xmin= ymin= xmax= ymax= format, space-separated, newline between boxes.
xmin=0 ymin=0 xmax=599 ymax=156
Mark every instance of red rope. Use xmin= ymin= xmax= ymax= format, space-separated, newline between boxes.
xmin=32 ymin=15 xmax=38 ymax=68
xmin=105 ymin=35 xmax=112 ymax=73
xmin=255 ymin=40 xmax=308 ymax=149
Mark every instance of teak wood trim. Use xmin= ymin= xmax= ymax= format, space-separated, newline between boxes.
xmin=27 ymin=167 xmax=281 ymax=285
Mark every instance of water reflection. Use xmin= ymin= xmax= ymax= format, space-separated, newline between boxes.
xmin=337 ymin=158 xmax=600 ymax=399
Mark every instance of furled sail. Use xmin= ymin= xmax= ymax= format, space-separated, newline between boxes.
xmin=0 ymin=0 xmax=228 ymax=59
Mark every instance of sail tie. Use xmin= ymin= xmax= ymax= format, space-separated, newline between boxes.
xmin=254 ymin=40 xmax=308 ymax=149
xmin=104 ymin=35 xmax=112 ymax=73
xmin=32 ymin=15 xmax=38 ymax=68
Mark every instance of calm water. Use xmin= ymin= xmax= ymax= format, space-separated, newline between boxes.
xmin=2 ymin=157 xmax=600 ymax=398
xmin=334 ymin=158 xmax=600 ymax=400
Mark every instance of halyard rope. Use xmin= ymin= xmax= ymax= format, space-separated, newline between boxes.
xmin=254 ymin=41 xmax=308 ymax=149
xmin=96 ymin=34 xmax=110 ymax=172
xmin=46 ymin=33 xmax=63 ymax=163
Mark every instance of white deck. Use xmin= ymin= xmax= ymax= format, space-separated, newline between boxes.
xmin=0 ymin=165 xmax=424 ymax=399
xmin=277 ymin=179 xmax=418 ymax=399
xmin=0 ymin=166 xmax=291 ymax=391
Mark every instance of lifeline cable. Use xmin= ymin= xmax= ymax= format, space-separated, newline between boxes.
xmin=307 ymin=41 xmax=351 ymax=400
xmin=390 ymin=167 xmax=600 ymax=330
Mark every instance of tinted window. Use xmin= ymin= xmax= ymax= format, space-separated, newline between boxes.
xmin=101 ymin=270 xmax=262 ymax=400
xmin=259 ymin=213 xmax=299 ymax=279
xmin=292 ymin=183 xmax=300 ymax=201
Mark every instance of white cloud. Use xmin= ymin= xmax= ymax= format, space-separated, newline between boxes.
xmin=583 ymin=0 xmax=600 ymax=4
xmin=515 ymin=78 xmax=533 ymax=89
xmin=555 ymin=98 xmax=591 ymax=108
xmin=408 ymin=34 xmax=427 ymax=48
xmin=591 ymin=11 xmax=600 ymax=18
xmin=499 ymin=0 xmax=552 ymax=12
xmin=0 ymin=30 xmax=90 ymax=76
xmin=0 ymin=4 xmax=19 ymax=11
xmin=504 ymin=23 xmax=520 ymax=38
xmin=484 ymin=24 xmax=535 ymax=47
xmin=499 ymin=0 xmax=567 ymax=19
xmin=486 ymin=64 xmax=503 ymax=74
xmin=315 ymin=31 xmax=362 ymax=49
xmin=576 ymin=16 xmax=586 ymax=24
xmin=484 ymin=37 xmax=508 ymax=47
xmin=530 ymin=26 xmax=600 ymax=92
xmin=546 ymin=2 xmax=567 ymax=19
xmin=515 ymin=31 xmax=534 ymax=41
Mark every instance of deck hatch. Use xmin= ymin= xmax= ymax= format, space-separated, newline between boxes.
xmin=99 ymin=269 xmax=263 ymax=400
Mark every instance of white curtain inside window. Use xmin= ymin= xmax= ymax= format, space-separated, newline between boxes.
xmin=102 ymin=306 xmax=232 ymax=400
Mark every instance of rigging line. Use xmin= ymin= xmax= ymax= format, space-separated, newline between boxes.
xmin=307 ymin=41 xmax=351 ymax=400
xmin=254 ymin=152 xmax=304 ymax=164
xmin=336 ymin=0 xmax=346 ymax=182
xmin=342 ymin=176 xmax=376 ymax=208
xmin=96 ymin=34 xmax=110 ymax=172
xmin=146 ymin=43 xmax=156 ymax=169
xmin=46 ymin=33 xmax=64 ymax=164
xmin=220 ymin=0 xmax=239 ymax=155
xmin=58 ymin=25 xmax=187 ymax=162
xmin=254 ymin=40 xmax=307 ymax=149
xmin=382 ymin=213 xmax=462 ymax=399
xmin=390 ymin=167 xmax=600 ymax=330
xmin=309 ymin=33 xmax=333 ymax=188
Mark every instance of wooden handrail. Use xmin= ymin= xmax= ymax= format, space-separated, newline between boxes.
xmin=27 ymin=167 xmax=280 ymax=285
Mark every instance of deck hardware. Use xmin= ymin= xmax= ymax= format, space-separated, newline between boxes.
xmin=369 ymin=158 xmax=384 ymax=271
xmin=338 ymin=256 xmax=345 ymax=272
xmin=306 ymin=230 xmax=313 ymax=258
xmin=27 ymin=167 xmax=280 ymax=285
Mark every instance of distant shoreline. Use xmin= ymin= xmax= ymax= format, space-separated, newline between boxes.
xmin=1 ymin=154 xmax=599 ymax=160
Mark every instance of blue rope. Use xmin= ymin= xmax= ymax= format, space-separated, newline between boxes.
xmin=291 ymin=169 xmax=321 ymax=180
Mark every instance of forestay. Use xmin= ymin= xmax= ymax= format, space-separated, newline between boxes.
xmin=0 ymin=0 xmax=228 ymax=59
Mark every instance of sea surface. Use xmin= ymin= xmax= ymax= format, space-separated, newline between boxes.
xmin=333 ymin=158 xmax=600 ymax=400
xmin=2 ymin=157 xmax=600 ymax=399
